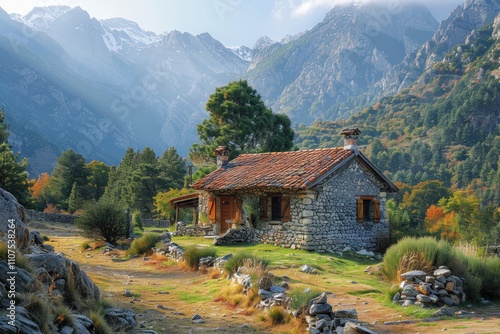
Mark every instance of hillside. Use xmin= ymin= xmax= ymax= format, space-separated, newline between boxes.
xmin=244 ymin=2 xmax=438 ymax=124
xmin=322 ymin=0 xmax=500 ymax=122
xmin=296 ymin=15 xmax=500 ymax=205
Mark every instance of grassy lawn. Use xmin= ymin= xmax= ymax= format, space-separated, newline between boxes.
xmin=32 ymin=221 xmax=500 ymax=334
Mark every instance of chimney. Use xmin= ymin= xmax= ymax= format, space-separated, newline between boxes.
xmin=214 ymin=146 xmax=231 ymax=169
xmin=340 ymin=128 xmax=361 ymax=152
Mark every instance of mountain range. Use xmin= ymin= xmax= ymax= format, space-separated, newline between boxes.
xmin=0 ymin=0 xmax=499 ymax=176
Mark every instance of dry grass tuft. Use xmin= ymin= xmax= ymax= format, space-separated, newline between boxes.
xmin=397 ymin=251 xmax=433 ymax=281
xmin=209 ymin=267 xmax=221 ymax=279
xmin=200 ymin=265 xmax=208 ymax=274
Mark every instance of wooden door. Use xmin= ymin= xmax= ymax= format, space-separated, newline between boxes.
xmin=220 ymin=196 xmax=233 ymax=234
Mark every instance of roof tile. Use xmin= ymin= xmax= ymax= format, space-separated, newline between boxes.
xmin=192 ymin=147 xmax=354 ymax=191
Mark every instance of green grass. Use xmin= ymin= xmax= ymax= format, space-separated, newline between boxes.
xmin=346 ymin=289 xmax=382 ymax=297
xmin=382 ymin=237 xmax=500 ymax=300
xmin=224 ymin=251 xmax=269 ymax=275
xmin=176 ymin=291 xmax=213 ymax=304
xmin=416 ymin=322 xmax=437 ymax=327
xmin=128 ymin=233 xmax=161 ymax=256
xmin=289 ymin=289 xmax=322 ymax=311
xmin=451 ymin=326 xmax=467 ymax=329
xmin=183 ymin=245 xmax=218 ymax=270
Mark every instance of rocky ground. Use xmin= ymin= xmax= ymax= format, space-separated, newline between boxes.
xmin=26 ymin=220 xmax=500 ymax=334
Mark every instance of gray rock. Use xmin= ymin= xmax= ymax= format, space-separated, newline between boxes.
xmin=343 ymin=322 xmax=378 ymax=334
xmin=433 ymin=307 xmax=455 ymax=317
xmin=300 ymin=264 xmax=315 ymax=274
xmin=334 ymin=308 xmax=357 ymax=319
xmin=402 ymin=285 xmax=419 ymax=297
xmin=43 ymin=244 xmax=55 ymax=252
xmin=192 ymin=314 xmax=205 ymax=324
xmin=315 ymin=318 xmax=332 ymax=330
xmin=54 ymin=278 xmax=66 ymax=292
xmin=392 ymin=292 xmax=401 ymax=303
xmin=123 ymin=289 xmax=133 ymax=297
xmin=309 ymin=292 xmax=328 ymax=306
xmin=26 ymin=254 xmax=100 ymax=299
xmin=259 ymin=276 xmax=273 ymax=290
xmin=442 ymin=296 xmax=454 ymax=306
xmin=416 ymin=294 xmax=432 ymax=303
xmin=155 ymin=305 xmax=175 ymax=311
xmin=269 ymin=285 xmax=286 ymax=293
xmin=309 ymin=303 xmax=332 ymax=315
xmin=429 ymin=293 xmax=439 ymax=303
xmin=172 ymin=312 xmax=186 ymax=316
xmin=278 ymin=281 xmax=290 ymax=290
xmin=0 ymin=188 xmax=30 ymax=251
xmin=60 ymin=326 xmax=74 ymax=334
xmin=0 ymin=306 xmax=42 ymax=334
xmin=29 ymin=230 xmax=44 ymax=246
xmin=258 ymin=289 xmax=274 ymax=300
xmin=104 ymin=308 xmax=137 ymax=331
xmin=241 ymin=276 xmax=252 ymax=289
xmin=401 ymin=270 xmax=427 ymax=279
xmin=425 ymin=276 xmax=435 ymax=283
xmin=402 ymin=299 xmax=415 ymax=306
xmin=434 ymin=268 xmax=451 ymax=278
xmin=0 ymin=261 xmax=36 ymax=293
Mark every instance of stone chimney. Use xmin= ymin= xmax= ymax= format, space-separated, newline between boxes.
xmin=214 ymin=146 xmax=231 ymax=169
xmin=340 ymin=128 xmax=361 ymax=152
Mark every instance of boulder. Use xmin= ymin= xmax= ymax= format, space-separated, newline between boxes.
xmin=0 ymin=306 xmax=42 ymax=334
xmin=416 ymin=294 xmax=432 ymax=303
xmin=192 ymin=314 xmax=205 ymax=324
xmin=29 ymin=230 xmax=44 ymax=246
xmin=258 ymin=289 xmax=274 ymax=300
xmin=402 ymin=285 xmax=419 ymax=297
xmin=309 ymin=292 xmax=328 ymax=306
xmin=158 ymin=232 xmax=171 ymax=244
xmin=104 ymin=308 xmax=137 ymax=331
xmin=123 ymin=289 xmax=133 ymax=297
xmin=0 ymin=261 xmax=36 ymax=293
xmin=300 ymin=264 xmax=315 ymax=274
xmin=309 ymin=303 xmax=332 ymax=315
xmin=392 ymin=292 xmax=401 ymax=303
xmin=416 ymin=283 xmax=432 ymax=295
xmin=278 ymin=281 xmax=290 ymax=290
xmin=344 ymin=322 xmax=378 ymax=334
xmin=259 ymin=276 xmax=273 ymax=290
xmin=445 ymin=281 xmax=454 ymax=292
xmin=402 ymin=299 xmax=415 ymax=306
xmin=0 ymin=188 xmax=29 ymax=251
xmin=269 ymin=285 xmax=286 ymax=294
xmin=73 ymin=314 xmax=94 ymax=334
xmin=334 ymin=308 xmax=357 ymax=319
xmin=26 ymin=254 xmax=100 ymax=299
xmin=434 ymin=268 xmax=451 ymax=278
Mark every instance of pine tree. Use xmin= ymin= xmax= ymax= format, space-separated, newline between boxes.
xmin=0 ymin=143 xmax=29 ymax=205
xmin=68 ymin=182 xmax=84 ymax=214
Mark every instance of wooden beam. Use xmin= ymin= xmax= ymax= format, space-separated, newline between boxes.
xmin=175 ymin=205 xmax=179 ymax=225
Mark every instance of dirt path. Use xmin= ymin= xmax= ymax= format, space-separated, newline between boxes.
xmin=31 ymin=222 xmax=500 ymax=334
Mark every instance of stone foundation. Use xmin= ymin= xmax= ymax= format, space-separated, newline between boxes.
xmin=25 ymin=209 xmax=78 ymax=224
xmin=175 ymin=223 xmax=215 ymax=237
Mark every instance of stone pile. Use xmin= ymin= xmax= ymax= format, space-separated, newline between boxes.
xmin=174 ymin=222 xmax=214 ymax=237
xmin=0 ymin=188 xmax=137 ymax=334
xmin=304 ymin=292 xmax=369 ymax=334
xmin=394 ymin=266 xmax=467 ymax=307
xmin=152 ymin=239 xmax=184 ymax=260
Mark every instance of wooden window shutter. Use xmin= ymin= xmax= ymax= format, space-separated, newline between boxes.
xmin=260 ymin=196 xmax=268 ymax=221
xmin=357 ymin=199 xmax=363 ymax=222
xmin=208 ymin=197 xmax=216 ymax=222
xmin=233 ymin=197 xmax=243 ymax=223
xmin=281 ymin=197 xmax=291 ymax=222
xmin=373 ymin=200 xmax=380 ymax=223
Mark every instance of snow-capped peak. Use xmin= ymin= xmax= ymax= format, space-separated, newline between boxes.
xmin=100 ymin=17 xmax=162 ymax=52
xmin=13 ymin=6 xmax=71 ymax=30
xmin=228 ymin=46 xmax=252 ymax=62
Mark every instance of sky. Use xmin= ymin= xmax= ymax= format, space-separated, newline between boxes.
xmin=0 ymin=0 xmax=465 ymax=47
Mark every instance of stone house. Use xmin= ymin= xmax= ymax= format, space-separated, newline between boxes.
xmin=191 ymin=129 xmax=398 ymax=252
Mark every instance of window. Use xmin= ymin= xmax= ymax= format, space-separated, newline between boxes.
xmin=357 ymin=197 xmax=380 ymax=223
xmin=261 ymin=194 xmax=291 ymax=222
xmin=272 ymin=196 xmax=282 ymax=220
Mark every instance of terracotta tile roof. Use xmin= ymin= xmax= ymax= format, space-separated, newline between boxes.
xmin=192 ymin=148 xmax=354 ymax=191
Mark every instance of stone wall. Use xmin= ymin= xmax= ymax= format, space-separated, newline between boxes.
xmin=203 ymin=159 xmax=390 ymax=252
xmin=142 ymin=218 xmax=170 ymax=228
xmin=174 ymin=223 xmax=215 ymax=237
xmin=212 ymin=226 xmax=254 ymax=245
xmin=25 ymin=209 xmax=78 ymax=224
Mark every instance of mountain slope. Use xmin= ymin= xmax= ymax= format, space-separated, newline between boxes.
xmin=371 ymin=0 xmax=500 ymax=101
xmin=3 ymin=6 xmax=250 ymax=176
xmin=296 ymin=16 xmax=500 ymax=205
xmin=244 ymin=2 xmax=438 ymax=124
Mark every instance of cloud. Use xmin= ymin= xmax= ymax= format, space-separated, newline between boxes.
xmin=290 ymin=0 xmax=340 ymax=17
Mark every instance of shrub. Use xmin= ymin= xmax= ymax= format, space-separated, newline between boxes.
xmin=0 ymin=242 xmax=32 ymax=273
xmin=268 ymin=306 xmax=290 ymax=325
xmin=42 ymin=234 xmax=50 ymax=241
xmin=133 ymin=212 xmax=143 ymax=231
xmin=128 ymin=233 xmax=161 ymax=256
xmin=89 ymin=311 xmax=112 ymax=334
xmin=80 ymin=241 xmax=90 ymax=250
xmin=289 ymin=289 xmax=321 ymax=311
xmin=382 ymin=237 xmax=500 ymax=299
xmin=75 ymin=199 xmax=128 ymax=245
xmin=224 ymin=251 xmax=269 ymax=275
xmin=52 ymin=304 xmax=76 ymax=330
xmin=19 ymin=292 xmax=52 ymax=333
xmin=183 ymin=245 xmax=217 ymax=271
